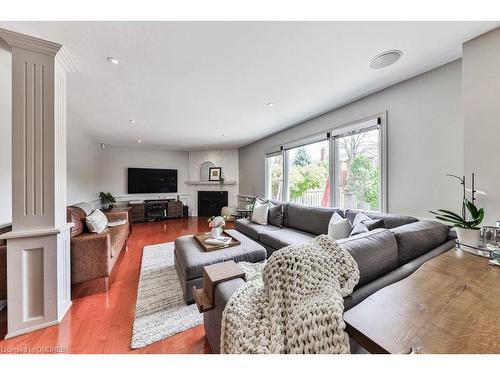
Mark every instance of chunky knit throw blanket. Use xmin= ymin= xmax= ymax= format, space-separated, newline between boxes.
xmin=220 ymin=235 xmax=360 ymax=354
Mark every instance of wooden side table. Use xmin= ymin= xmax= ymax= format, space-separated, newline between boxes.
xmin=193 ymin=261 xmax=246 ymax=313
xmin=128 ymin=203 xmax=145 ymax=222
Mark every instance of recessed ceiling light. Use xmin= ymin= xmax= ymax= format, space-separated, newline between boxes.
xmin=107 ymin=56 xmax=121 ymax=65
xmin=369 ymin=50 xmax=402 ymax=69
xmin=129 ymin=119 xmax=136 ymax=125
xmin=266 ymin=102 xmax=275 ymax=107
xmin=137 ymin=139 xmax=142 ymax=143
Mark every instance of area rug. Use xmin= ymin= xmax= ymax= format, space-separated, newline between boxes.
xmin=131 ymin=242 xmax=202 ymax=349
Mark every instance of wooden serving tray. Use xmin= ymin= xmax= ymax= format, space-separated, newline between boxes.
xmin=193 ymin=230 xmax=241 ymax=252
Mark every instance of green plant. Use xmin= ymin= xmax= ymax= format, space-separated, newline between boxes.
xmin=289 ymin=160 xmax=328 ymax=200
xmin=430 ymin=198 xmax=484 ymax=229
xmin=293 ymin=147 xmax=312 ymax=167
xmin=345 ymin=155 xmax=379 ymax=210
xmin=99 ymin=192 xmax=116 ymax=206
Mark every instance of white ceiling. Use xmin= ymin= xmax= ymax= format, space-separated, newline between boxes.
xmin=0 ymin=21 xmax=498 ymax=150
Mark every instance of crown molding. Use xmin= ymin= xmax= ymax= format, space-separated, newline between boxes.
xmin=0 ymin=28 xmax=78 ymax=72
xmin=57 ymin=46 xmax=78 ymax=72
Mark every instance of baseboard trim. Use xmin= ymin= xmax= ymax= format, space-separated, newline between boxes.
xmin=4 ymin=319 xmax=59 ymax=339
xmin=58 ymin=300 xmax=72 ymax=322
xmin=0 ymin=300 xmax=6 ymax=311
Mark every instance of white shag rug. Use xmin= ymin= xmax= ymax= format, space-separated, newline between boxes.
xmin=131 ymin=242 xmax=203 ymax=349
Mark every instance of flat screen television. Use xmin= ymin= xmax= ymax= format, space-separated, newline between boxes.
xmin=127 ymin=168 xmax=178 ymax=194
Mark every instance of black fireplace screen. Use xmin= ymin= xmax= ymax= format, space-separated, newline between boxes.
xmin=197 ymin=191 xmax=228 ymax=217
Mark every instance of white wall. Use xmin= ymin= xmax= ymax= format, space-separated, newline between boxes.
xmin=97 ymin=146 xmax=239 ymax=216
xmin=0 ymin=40 xmax=11 ymax=226
xmin=239 ymin=61 xmax=464 ymax=219
xmin=188 ymin=149 xmax=239 ymax=216
xmin=463 ymin=27 xmax=500 ymax=225
xmin=100 ymin=144 xmax=190 ymax=204
xmin=67 ymin=120 xmax=102 ymax=205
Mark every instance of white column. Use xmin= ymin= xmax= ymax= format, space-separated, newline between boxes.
xmin=0 ymin=29 xmax=77 ymax=338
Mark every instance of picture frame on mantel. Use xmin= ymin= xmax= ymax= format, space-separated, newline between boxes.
xmin=209 ymin=167 xmax=222 ymax=181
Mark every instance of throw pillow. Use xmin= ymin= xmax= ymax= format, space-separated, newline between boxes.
xmin=251 ymin=199 xmax=269 ymax=225
xmin=327 ymin=212 xmax=352 ymax=240
xmin=352 ymin=212 xmax=371 ymax=227
xmin=85 ymin=209 xmax=109 ymax=233
xmin=364 ymin=218 xmax=385 ymax=231
xmin=350 ymin=213 xmax=386 ymax=236
xmin=248 ymin=197 xmax=265 ymax=221
xmin=350 ymin=222 xmax=369 ymax=237
xmin=268 ymin=203 xmax=284 ymax=227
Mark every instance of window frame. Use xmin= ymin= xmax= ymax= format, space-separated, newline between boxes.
xmin=330 ymin=114 xmax=387 ymax=212
xmin=283 ymin=137 xmax=330 ymax=206
xmin=265 ymin=149 xmax=284 ymax=201
xmin=264 ymin=112 xmax=387 ymax=212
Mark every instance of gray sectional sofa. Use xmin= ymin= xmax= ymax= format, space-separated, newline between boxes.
xmin=204 ymin=201 xmax=456 ymax=353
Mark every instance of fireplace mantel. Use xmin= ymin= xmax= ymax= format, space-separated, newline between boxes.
xmin=186 ymin=180 xmax=237 ymax=186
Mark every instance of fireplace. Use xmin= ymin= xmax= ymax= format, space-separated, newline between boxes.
xmin=198 ymin=191 xmax=228 ymax=217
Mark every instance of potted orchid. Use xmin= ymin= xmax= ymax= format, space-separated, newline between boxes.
xmin=430 ymin=174 xmax=484 ymax=248
xmin=208 ymin=216 xmax=228 ymax=239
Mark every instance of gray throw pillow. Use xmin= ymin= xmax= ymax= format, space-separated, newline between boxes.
xmin=268 ymin=203 xmax=284 ymax=227
xmin=350 ymin=222 xmax=369 ymax=237
xmin=364 ymin=218 xmax=385 ymax=231
xmin=352 ymin=212 xmax=371 ymax=227
xmin=350 ymin=218 xmax=385 ymax=236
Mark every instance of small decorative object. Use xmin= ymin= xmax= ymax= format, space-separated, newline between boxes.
xmin=209 ymin=167 xmax=222 ymax=181
xmin=489 ymin=250 xmax=500 ymax=267
xmin=482 ymin=226 xmax=498 ymax=248
xmin=99 ymin=191 xmax=116 ymax=210
xmin=207 ymin=215 xmax=228 ymax=239
xmin=430 ymin=173 xmax=484 ymax=248
xmin=491 ymin=250 xmax=500 ymax=263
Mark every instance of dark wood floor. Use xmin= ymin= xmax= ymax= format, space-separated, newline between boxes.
xmin=0 ymin=217 xmax=229 ymax=354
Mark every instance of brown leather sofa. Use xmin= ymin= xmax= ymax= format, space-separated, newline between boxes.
xmin=0 ymin=225 xmax=11 ymax=302
xmin=67 ymin=205 xmax=130 ymax=291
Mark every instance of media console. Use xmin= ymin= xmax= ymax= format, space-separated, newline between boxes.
xmin=129 ymin=199 xmax=183 ymax=222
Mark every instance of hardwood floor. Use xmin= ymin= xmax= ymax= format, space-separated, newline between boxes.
xmin=0 ymin=217 xmax=231 ymax=354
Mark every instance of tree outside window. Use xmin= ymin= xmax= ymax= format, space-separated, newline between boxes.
xmin=287 ymin=142 xmax=330 ymax=207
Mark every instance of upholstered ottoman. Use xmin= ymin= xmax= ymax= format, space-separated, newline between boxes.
xmin=174 ymin=229 xmax=266 ymax=303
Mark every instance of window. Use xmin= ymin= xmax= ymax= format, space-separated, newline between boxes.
xmin=333 ymin=125 xmax=382 ymax=211
xmin=286 ymin=140 xmax=330 ymax=207
xmin=264 ymin=115 xmax=386 ymax=211
xmin=265 ymin=153 xmax=283 ymax=201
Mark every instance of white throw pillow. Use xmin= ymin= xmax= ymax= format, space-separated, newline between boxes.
xmin=85 ymin=209 xmax=109 ymax=233
xmin=327 ymin=212 xmax=352 ymax=240
xmin=327 ymin=211 xmax=344 ymax=234
xmin=251 ymin=199 xmax=269 ymax=225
